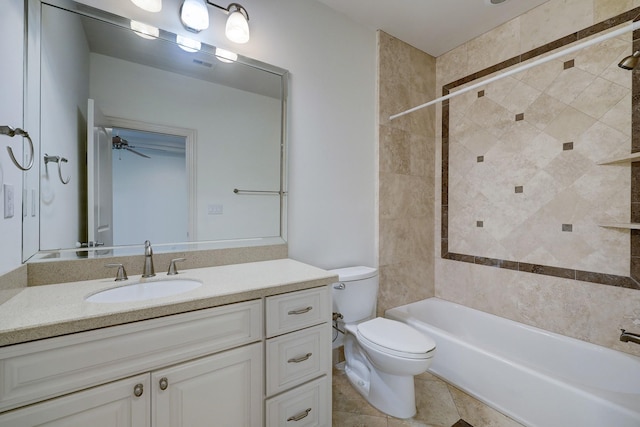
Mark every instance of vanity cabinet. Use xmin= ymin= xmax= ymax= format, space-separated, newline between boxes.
xmin=0 ymin=300 xmax=262 ymax=426
xmin=0 ymin=283 xmax=333 ymax=426
xmin=0 ymin=343 xmax=262 ymax=426
xmin=264 ymin=287 xmax=332 ymax=426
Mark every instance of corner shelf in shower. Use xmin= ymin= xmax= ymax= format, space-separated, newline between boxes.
xmin=596 ymin=152 xmax=640 ymax=165
xmin=596 ymin=153 xmax=640 ymax=230
xmin=598 ymin=223 xmax=640 ymax=230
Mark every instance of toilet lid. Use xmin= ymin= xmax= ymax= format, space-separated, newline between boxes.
xmin=357 ymin=317 xmax=436 ymax=355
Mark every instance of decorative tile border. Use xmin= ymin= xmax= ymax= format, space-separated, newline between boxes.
xmin=441 ymin=8 xmax=640 ymax=290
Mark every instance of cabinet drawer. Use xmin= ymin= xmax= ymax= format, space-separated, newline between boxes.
xmin=265 ymin=286 xmax=330 ymax=337
xmin=266 ymin=323 xmax=331 ymax=396
xmin=0 ymin=300 xmax=262 ymax=413
xmin=266 ymin=376 xmax=330 ymax=427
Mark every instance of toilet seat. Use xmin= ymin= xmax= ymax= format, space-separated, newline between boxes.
xmin=356 ymin=317 xmax=435 ymax=360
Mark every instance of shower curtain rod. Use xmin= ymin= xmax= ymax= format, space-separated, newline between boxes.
xmin=389 ymin=20 xmax=640 ymax=121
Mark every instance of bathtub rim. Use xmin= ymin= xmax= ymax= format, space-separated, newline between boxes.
xmin=385 ymin=297 xmax=640 ymax=426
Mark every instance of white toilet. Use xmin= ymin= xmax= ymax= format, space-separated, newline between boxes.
xmin=330 ymin=266 xmax=436 ymax=419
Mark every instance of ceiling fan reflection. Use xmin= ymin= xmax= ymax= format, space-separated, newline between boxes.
xmin=112 ymin=135 xmax=151 ymax=158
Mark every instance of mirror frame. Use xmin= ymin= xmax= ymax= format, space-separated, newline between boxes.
xmin=23 ymin=0 xmax=289 ymax=262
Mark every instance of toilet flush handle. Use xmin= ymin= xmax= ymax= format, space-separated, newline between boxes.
xmin=333 ymin=282 xmax=345 ymax=290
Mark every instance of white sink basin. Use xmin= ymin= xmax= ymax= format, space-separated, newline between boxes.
xmin=86 ymin=279 xmax=202 ymax=303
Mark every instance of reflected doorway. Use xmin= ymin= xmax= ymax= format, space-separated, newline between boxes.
xmin=110 ymin=127 xmax=188 ymax=245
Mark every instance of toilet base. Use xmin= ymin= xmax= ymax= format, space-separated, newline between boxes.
xmin=345 ymin=362 xmax=417 ymax=419
xmin=343 ymin=335 xmax=418 ymax=419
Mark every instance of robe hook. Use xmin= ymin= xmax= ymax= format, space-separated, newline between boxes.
xmin=44 ymin=153 xmax=71 ymax=184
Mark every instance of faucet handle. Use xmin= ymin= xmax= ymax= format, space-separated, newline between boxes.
xmin=167 ymin=258 xmax=187 ymax=275
xmin=106 ymin=263 xmax=128 ymax=281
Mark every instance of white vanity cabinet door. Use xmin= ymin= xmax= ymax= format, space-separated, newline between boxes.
xmin=0 ymin=373 xmax=150 ymax=427
xmin=152 ymin=342 xmax=262 ymax=427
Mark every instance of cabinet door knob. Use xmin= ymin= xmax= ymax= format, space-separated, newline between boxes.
xmin=287 ymin=306 xmax=312 ymax=315
xmin=133 ymin=383 xmax=144 ymax=397
xmin=159 ymin=377 xmax=169 ymax=390
xmin=287 ymin=352 xmax=312 ymax=363
xmin=287 ymin=408 xmax=311 ymax=422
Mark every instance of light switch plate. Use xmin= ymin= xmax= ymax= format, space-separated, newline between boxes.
xmin=207 ymin=204 xmax=223 ymax=215
xmin=4 ymin=184 xmax=14 ymax=218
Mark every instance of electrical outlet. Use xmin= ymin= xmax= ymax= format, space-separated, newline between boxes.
xmin=4 ymin=184 xmax=14 ymax=218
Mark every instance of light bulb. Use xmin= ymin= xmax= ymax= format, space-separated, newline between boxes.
xmin=177 ymin=35 xmax=201 ymax=52
xmin=215 ymin=48 xmax=238 ymax=63
xmin=225 ymin=9 xmax=249 ymax=44
xmin=130 ymin=21 xmax=159 ymax=39
xmin=131 ymin=0 xmax=162 ymax=13
xmin=180 ymin=0 xmax=209 ymax=33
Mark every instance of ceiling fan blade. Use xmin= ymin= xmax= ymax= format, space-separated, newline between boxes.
xmin=125 ymin=146 xmax=151 ymax=158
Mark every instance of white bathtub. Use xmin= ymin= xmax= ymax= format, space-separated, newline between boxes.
xmin=385 ymin=298 xmax=640 ymax=427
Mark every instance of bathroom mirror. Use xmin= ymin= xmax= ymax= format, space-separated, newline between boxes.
xmin=24 ymin=0 xmax=288 ymax=260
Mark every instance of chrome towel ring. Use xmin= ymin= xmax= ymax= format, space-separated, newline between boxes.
xmin=0 ymin=125 xmax=34 ymax=171
xmin=44 ymin=154 xmax=71 ymax=184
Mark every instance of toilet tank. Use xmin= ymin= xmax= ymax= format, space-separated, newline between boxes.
xmin=329 ymin=266 xmax=378 ymax=323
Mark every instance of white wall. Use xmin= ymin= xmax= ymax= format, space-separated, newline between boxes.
xmin=0 ymin=0 xmax=25 ymax=275
xmin=112 ymin=147 xmax=188 ymax=245
xmin=39 ymin=4 xmax=90 ymax=249
xmin=76 ymin=0 xmax=378 ymax=270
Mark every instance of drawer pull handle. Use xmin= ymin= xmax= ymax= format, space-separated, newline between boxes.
xmin=159 ymin=377 xmax=169 ymax=390
xmin=287 ymin=408 xmax=311 ymax=422
xmin=288 ymin=352 xmax=312 ymax=363
xmin=288 ymin=306 xmax=312 ymax=315
xmin=133 ymin=383 xmax=144 ymax=397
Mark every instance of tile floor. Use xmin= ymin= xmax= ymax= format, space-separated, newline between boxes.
xmin=332 ymin=365 xmax=524 ymax=427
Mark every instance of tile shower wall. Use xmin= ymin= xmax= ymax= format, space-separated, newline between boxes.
xmin=447 ymin=32 xmax=631 ymax=276
xmin=436 ymin=0 xmax=640 ymax=358
xmin=377 ymin=31 xmax=437 ymax=316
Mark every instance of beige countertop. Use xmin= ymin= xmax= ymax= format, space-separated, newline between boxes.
xmin=0 ymin=259 xmax=337 ymax=347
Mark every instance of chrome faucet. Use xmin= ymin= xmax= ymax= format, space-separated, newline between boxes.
xmin=142 ymin=240 xmax=155 ymax=278
xmin=620 ymin=329 xmax=640 ymax=345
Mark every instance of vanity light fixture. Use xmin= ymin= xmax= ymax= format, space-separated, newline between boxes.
xmin=130 ymin=20 xmax=159 ymax=39
xmin=180 ymin=0 xmax=250 ymax=44
xmin=131 ymin=0 xmax=162 ymax=13
xmin=177 ymin=35 xmax=202 ymax=52
xmin=215 ymin=47 xmax=238 ymax=63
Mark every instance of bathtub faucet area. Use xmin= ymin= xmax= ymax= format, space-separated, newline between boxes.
xmin=620 ymin=329 xmax=640 ymax=345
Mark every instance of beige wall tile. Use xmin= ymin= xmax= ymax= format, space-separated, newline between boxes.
xmin=467 ymin=19 xmax=521 ymax=74
xmin=433 ymin=0 xmax=640 ymax=358
xmin=519 ymin=59 xmax=564 ymax=92
xmin=543 ymin=106 xmax=596 ymax=141
xmin=595 ymin=0 xmax=635 ymax=21
xmin=520 ymin=0 xmax=594 ymax=52
xmin=545 ymin=66 xmax=597 ymax=105
xmin=600 ymin=93 xmax=632 ymax=136
xmin=570 ymin=77 xmax=629 ymax=119
xmin=378 ymin=31 xmax=436 ymax=312
xmin=436 ymin=44 xmax=469 ymax=91
xmin=574 ymin=36 xmax=628 ymax=76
